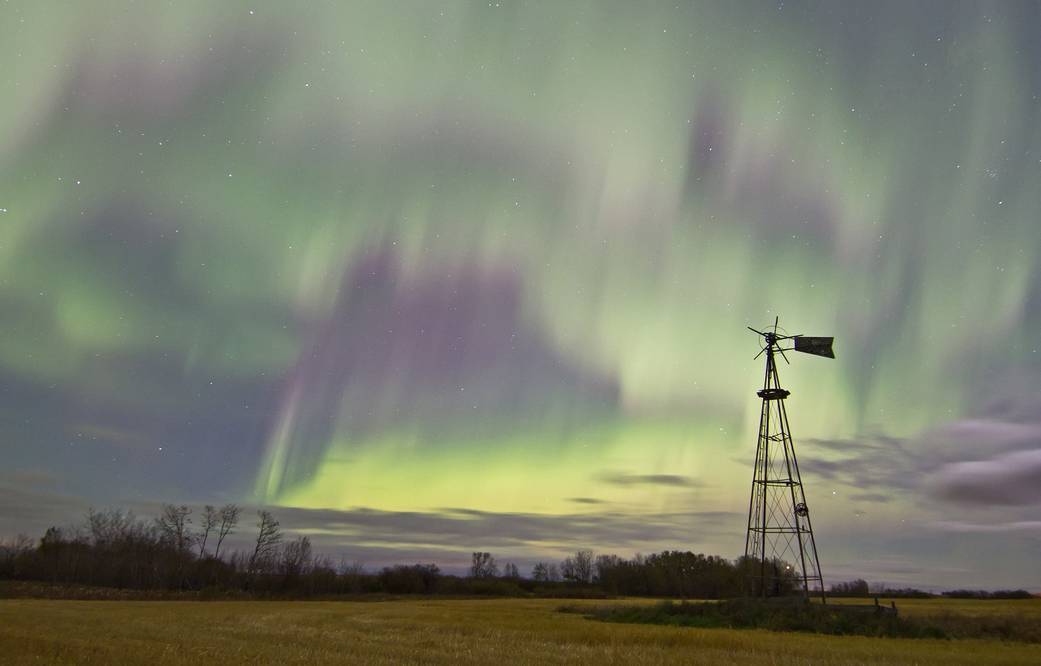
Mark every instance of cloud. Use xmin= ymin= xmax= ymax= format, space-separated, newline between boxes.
xmin=272 ymin=504 xmax=735 ymax=551
xmin=223 ymin=505 xmax=743 ymax=572
xmin=567 ymin=497 xmax=606 ymax=505
xmin=919 ymin=419 xmax=1041 ymax=456
xmin=849 ymin=492 xmax=891 ymax=503
xmin=929 ymin=520 xmax=1041 ymax=534
xmin=801 ymin=405 xmax=1041 ymax=509
xmin=928 ymin=449 xmax=1041 ymax=506
xmin=595 ymin=472 xmax=701 ymax=488
xmin=2 ymin=469 xmax=61 ymax=489
xmin=0 ymin=485 xmax=89 ymax=536
xmin=800 ymin=432 xmax=921 ymax=491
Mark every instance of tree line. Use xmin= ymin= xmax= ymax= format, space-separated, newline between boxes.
xmin=826 ymin=578 xmax=1033 ymax=599
xmin=0 ymin=505 xmax=1031 ymax=599
xmin=0 ymin=505 xmax=785 ymax=597
xmin=0 ymin=505 xmax=324 ymax=593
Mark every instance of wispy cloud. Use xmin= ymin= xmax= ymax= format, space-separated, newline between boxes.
xmin=929 ymin=520 xmax=1041 ymax=533
xmin=800 ymin=432 xmax=921 ymax=491
xmin=801 ymin=396 xmax=1041 ymax=511
xmin=848 ymin=492 xmax=891 ymax=503
xmin=595 ymin=472 xmax=701 ymax=488
xmin=1 ymin=469 xmax=61 ymax=489
xmin=929 ymin=449 xmax=1041 ymax=506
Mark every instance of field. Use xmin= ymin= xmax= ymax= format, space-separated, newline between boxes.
xmin=1 ymin=597 xmax=1039 ymax=664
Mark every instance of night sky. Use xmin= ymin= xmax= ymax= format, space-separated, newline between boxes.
xmin=2 ymin=1 xmax=1040 ymax=589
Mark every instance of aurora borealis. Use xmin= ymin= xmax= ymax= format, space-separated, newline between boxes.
xmin=2 ymin=1 xmax=1040 ymax=588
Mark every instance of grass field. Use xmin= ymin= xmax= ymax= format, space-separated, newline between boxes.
xmin=1 ymin=597 xmax=1039 ymax=664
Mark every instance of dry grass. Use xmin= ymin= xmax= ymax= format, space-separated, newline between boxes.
xmin=1 ymin=597 xmax=1039 ymax=665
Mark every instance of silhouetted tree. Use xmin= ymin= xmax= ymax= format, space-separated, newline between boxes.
xmin=594 ymin=554 xmax=621 ymax=583
xmin=469 ymin=552 xmax=499 ymax=578
xmin=156 ymin=504 xmax=193 ymax=553
xmin=339 ymin=560 xmax=368 ymax=594
xmin=154 ymin=504 xmax=195 ymax=588
xmin=279 ymin=536 xmax=313 ymax=581
xmin=80 ymin=508 xmax=163 ymax=588
xmin=197 ymin=505 xmax=219 ymax=558
xmin=379 ymin=564 xmax=441 ymax=593
xmin=0 ymin=535 xmax=34 ymax=579
xmin=502 ymin=562 xmax=520 ymax=579
xmin=830 ymin=579 xmax=870 ymax=596
xmin=87 ymin=507 xmax=143 ymax=547
xmin=213 ymin=504 xmax=240 ymax=560
xmin=531 ymin=562 xmax=550 ymax=582
xmin=248 ymin=510 xmax=282 ymax=574
xmin=561 ymin=549 xmax=594 ymax=583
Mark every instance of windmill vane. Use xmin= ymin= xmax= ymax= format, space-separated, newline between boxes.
xmin=744 ymin=316 xmax=833 ymax=601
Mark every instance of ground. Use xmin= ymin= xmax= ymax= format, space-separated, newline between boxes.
xmin=1 ymin=597 xmax=1038 ymax=664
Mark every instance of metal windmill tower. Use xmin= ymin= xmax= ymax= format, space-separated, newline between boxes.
xmin=744 ymin=318 xmax=833 ymax=602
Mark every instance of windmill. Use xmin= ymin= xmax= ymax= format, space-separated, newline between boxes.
xmin=744 ymin=317 xmax=833 ymax=602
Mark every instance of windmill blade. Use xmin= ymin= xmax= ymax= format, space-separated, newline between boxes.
xmin=754 ymin=347 xmax=767 ymax=360
xmin=794 ymin=336 xmax=835 ymax=359
xmin=777 ymin=346 xmax=791 ymax=364
xmin=748 ymin=326 xmax=766 ymax=336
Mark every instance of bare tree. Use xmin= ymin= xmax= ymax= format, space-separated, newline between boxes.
xmin=595 ymin=554 xmax=621 ymax=583
xmin=340 ymin=559 xmax=367 ymax=593
xmin=546 ymin=563 xmax=561 ymax=582
xmin=248 ymin=510 xmax=282 ymax=574
xmin=502 ymin=562 xmax=520 ymax=579
xmin=155 ymin=505 xmax=193 ymax=553
xmin=339 ymin=559 xmax=366 ymax=577
xmin=87 ymin=507 xmax=144 ymax=547
xmin=197 ymin=505 xmax=219 ymax=558
xmin=0 ymin=534 xmax=34 ymax=578
xmin=532 ymin=562 xmax=550 ymax=582
xmin=469 ymin=551 xmax=499 ymax=578
xmin=279 ymin=536 xmax=313 ymax=578
xmin=561 ymin=549 xmax=594 ymax=583
xmin=575 ymin=549 xmax=594 ymax=583
xmin=312 ymin=554 xmax=335 ymax=572
xmin=154 ymin=505 xmax=194 ymax=589
xmin=6 ymin=534 xmax=34 ymax=554
xmin=213 ymin=504 xmax=241 ymax=560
